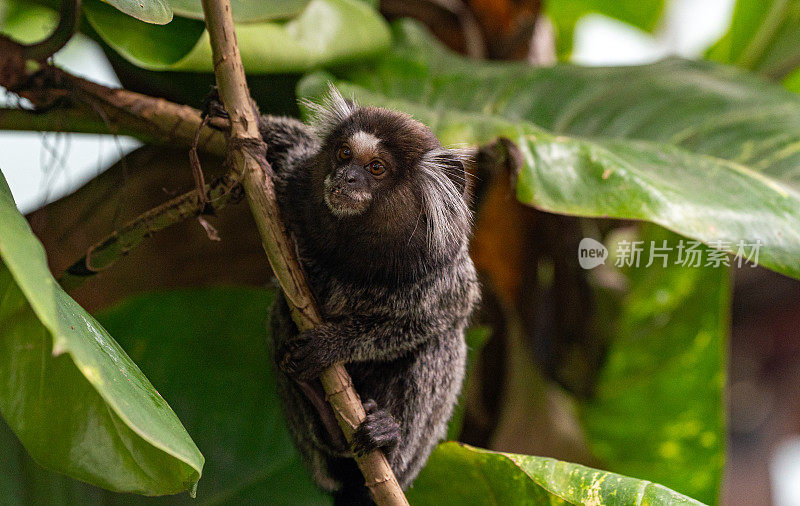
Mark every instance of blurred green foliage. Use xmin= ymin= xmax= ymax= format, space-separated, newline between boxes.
xmin=4 ymin=0 xmax=800 ymax=504
xmin=546 ymin=0 xmax=665 ymax=58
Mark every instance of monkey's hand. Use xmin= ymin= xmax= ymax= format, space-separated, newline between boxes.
xmin=201 ymin=87 xmax=228 ymax=120
xmin=277 ymin=327 xmax=338 ymax=381
xmin=351 ymin=399 xmax=401 ymax=457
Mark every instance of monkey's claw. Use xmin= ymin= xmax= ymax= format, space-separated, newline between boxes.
xmin=351 ymin=400 xmax=400 ymax=457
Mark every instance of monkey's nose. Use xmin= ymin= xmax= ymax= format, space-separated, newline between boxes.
xmin=338 ymin=164 xmax=365 ymax=188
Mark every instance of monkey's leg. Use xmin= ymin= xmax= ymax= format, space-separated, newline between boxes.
xmin=351 ymin=398 xmax=401 ymax=457
xmin=329 ymin=456 xmax=374 ymax=506
xmin=269 ymin=295 xmax=348 ymax=458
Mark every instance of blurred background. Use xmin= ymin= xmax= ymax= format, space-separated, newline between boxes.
xmin=3 ymin=1 xmax=800 ymax=504
xmin=1 ymin=0 xmax=736 ymax=215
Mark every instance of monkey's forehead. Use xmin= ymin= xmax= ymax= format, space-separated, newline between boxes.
xmin=347 ymin=131 xmax=381 ymax=159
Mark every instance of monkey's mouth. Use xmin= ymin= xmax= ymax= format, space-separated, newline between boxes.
xmin=323 ymin=174 xmax=372 ymax=218
xmin=323 ymin=187 xmax=372 ymax=218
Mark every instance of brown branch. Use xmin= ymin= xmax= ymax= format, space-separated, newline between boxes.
xmin=198 ymin=0 xmax=409 ymax=503
xmin=57 ymin=172 xmax=243 ymax=291
xmin=68 ymin=73 xmax=229 ymax=155
xmin=0 ymin=37 xmax=229 ymax=157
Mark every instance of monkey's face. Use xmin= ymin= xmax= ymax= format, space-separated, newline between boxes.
xmin=312 ymin=97 xmax=471 ymax=260
xmin=306 ymin=88 xmax=472 ymax=274
xmin=321 ymin=129 xmax=398 ymax=219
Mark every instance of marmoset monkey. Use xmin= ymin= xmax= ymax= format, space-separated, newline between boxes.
xmin=265 ymin=86 xmax=479 ymax=505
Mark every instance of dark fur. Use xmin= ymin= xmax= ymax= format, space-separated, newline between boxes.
xmin=264 ymin=87 xmax=479 ymax=504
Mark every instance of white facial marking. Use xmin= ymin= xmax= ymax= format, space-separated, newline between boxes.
xmin=349 ymin=131 xmax=380 ymax=158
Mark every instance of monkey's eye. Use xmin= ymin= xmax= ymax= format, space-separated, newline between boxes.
xmin=337 ymin=145 xmax=351 ymax=162
xmin=368 ymin=160 xmax=385 ymax=177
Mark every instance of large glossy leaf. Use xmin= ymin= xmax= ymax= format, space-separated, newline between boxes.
xmin=0 ymin=170 xmax=203 ymax=495
xmin=298 ymin=20 xmax=800 ymax=280
xmin=2 ymin=287 xmax=547 ymax=504
xmin=85 ymin=0 xmax=390 ymax=73
xmin=0 ymin=287 xmax=328 ymax=505
xmin=83 ymin=0 xmax=205 ymax=69
xmin=706 ymin=0 xmax=800 ymax=80
xmin=546 ymin=0 xmax=665 ymax=58
xmin=167 ymin=0 xmax=310 ymax=22
xmin=0 ymin=417 xmax=105 ymax=504
xmin=407 ymin=442 xmax=704 ymax=505
xmin=580 ymin=226 xmax=727 ymax=504
xmin=104 ymin=0 xmax=172 ymax=24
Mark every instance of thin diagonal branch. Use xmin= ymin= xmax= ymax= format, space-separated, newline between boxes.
xmin=198 ymin=0 xmax=409 ymax=503
xmin=58 ymin=172 xmax=243 ymax=291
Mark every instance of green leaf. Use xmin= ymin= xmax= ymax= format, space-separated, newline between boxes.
xmin=0 ymin=287 xmax=329 ymax=505
xmin=546 ymin=0 xmax=665 ymax=58
xmin=784 ymin=65 xmax=800 ymax=92
xmin=580 ymin=226 xmax=728 ymax=504
xmin=706 ymin=0 xmax=800 ymax=80
xmin=96 ymin=288 xmax=328 ymax=504
xmin=103 ymin=0 xmax=172 ymax=24
xmin=83 ymin=0 xmax=206 ymax=68
xmin=167 ymin=0 xmax=310 ymax=22
xmin=298 ymin=20 xmax=800 ymax=280
xmin=0 ymin=0 xmax=58 ymax=44
xmin=446 ymin=326 xmax=491 ymax=441
xmin=0 ymin=171 xmax=203 ymax=495
xmin=0 ymin=417 xmax=105 ymax=504
xmin=85 ymin=0 xmax=390 ymax=73
xmin=407 ymin=442 xmax=704 ymax=505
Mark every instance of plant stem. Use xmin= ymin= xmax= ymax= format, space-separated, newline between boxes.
xmin=57 ymin=172 xmax=242 ymax=291
xmin=198 ymin=0 xmax=409 ymax=503
xmin=21 ymin=0 xmax=81 ymax=61
xmin=0 ymin=64 xmax=229 ymax=156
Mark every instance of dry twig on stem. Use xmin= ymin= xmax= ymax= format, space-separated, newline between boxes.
xmin=198 ymin=0 xmax=409 ymax=503
xmin=57 ymin=172 xmax=243 ymax=290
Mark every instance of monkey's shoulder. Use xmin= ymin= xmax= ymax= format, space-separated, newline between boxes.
xmin=258 ymin=115 xmax=316 ymax=152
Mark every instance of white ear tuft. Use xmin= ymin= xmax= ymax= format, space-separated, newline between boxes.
xmin=418 ymin=148 xmax=472 ymax=254
xmin=300 ymin=82 xmax=357 ymax=139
